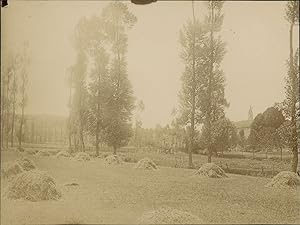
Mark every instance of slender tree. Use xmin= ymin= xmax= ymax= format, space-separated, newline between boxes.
xmin=10 ymin=55 xmax=19 ymax=147
xmin=18 ymin=42 xmax=30 ymax=149
xmin=1 ymin=59 xmax=12 ymax=148
xmin=71 ymin=17 xmax=91 ymax=152
xmin=88 ymin=45 xmax=110 ymax=156
xmin=285 ymin=0 xmax=299 ymax=172
xmin=178 ymin=1 xmax=207 ymax=168
xmin=202 ymin=0 xmax=228 ymax=163
xmin=101 ymin=2 xmax=137 ymax=155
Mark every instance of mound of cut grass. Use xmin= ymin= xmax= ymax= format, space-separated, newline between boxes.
xmin=5 ymin=170 xmax=62 ymax=201
xmin=266 ymin=171 xmax=300 ymax=188
xmin=135 ymin=158 xmax=157 ymax=170
xmin=137 ymin=206 xmax=202 ymax=224
xmin=1 ymin=162 xmax=23 ymax=179
xmin=195 ymin=163 xmax=227 ymax=178
xmin=104 ymin=155 xmax=124 ymax=165
xmin=74 ymin=152 xmax=91 ymax=161
xmin=56 ymin=151 xmax=71 ymax=158
xmin=36 ymin=150 xmax=51 ymax=157
xmin=16 ymin=157 xmax=36 ymax=171
xmin=25 ymin=149 xmax=38 ymax=155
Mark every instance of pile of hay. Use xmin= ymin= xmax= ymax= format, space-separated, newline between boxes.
xmin=135 ymin=158 xmax=157 ymax=170
xmin=1 ymin=162 xmax=23 ymax=179
xmin=98 ymin=153 xmax=109 ymax=159
xmin=137 ymin=207 xmax=202 ymax=224
xmin=195 ymin=163 xmax=227 ymax=178
xmin=104 ymin=155 xmax=124 ymax=165
xmin=16 ymin=157 xmax=36 ymax=171
xmin=5 ymin=170 xmax=62 ymax=201
xmin=74 ymin=152 xmax=91 ymax=162
xmin=266 ymin=171 xmax=300 ymax=188
xmin=36 ymin=150 xmax=51 ymax=157
xmin=56 ymin=151 xmax=71 ymax=158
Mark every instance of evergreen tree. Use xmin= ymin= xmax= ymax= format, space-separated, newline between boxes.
xmin=101 ymin=2 xmax=137 ymax=154
xmin=201 ymin=0 xmax=228 ymax=162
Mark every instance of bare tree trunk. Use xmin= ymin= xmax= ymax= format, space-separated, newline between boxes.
xmin=60 ymin=126 xmax=63 ymax=143
xmin=113 ymin=146 xmax=117 ymax=155
xmin=0 ymin=105 xmax=3 ymax=149
xmin=5 ymin=73 xmax=11 ymax=149
xmin=79 ymin=126 xmax=85 ymax=152
xmin=78 ymin=81 xmax=85 ymax=152
xmin=18 ymin=106 xmax=24 ymax=149
xmin=188 ymin=0 xmax=196 ymax=169
xmin=10 ymin=71 xmax=17 ymax=147
xmin=30 ymin=120 xmax=35 ymax=143
xmin=289 ymin=21 xmax=298 ymax=173
xmin=68 ymin=133 xmax=72 ymax=152
xmin=1 ymin=76 xmax=6 ymax=149
xmin=207 ymin=2 xmax=215 ymax=164
xmin=95 ymin=122 xmax=100 ymax=156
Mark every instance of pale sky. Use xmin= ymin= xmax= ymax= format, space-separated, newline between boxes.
xmin=2 ymin=1 xmax=299 ymax=128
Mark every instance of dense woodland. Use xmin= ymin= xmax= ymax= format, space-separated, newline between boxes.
xmin=1 ymin=1 xmax=299 ymax=172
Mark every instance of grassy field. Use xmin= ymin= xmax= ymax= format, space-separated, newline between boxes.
xmin=110 ymin=148 xmax=294 ymax=178
xmin=1 ymin=150 xmax=300 ymax=224
xmin=3 ymin=143 xmax=296 ymax=177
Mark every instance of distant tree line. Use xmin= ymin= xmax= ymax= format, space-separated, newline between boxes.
xmin=1 ymin=42 xmax=30 ymax=150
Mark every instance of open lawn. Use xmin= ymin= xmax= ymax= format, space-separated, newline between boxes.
xmin=1 ymin=150 xmax=300 ymax=224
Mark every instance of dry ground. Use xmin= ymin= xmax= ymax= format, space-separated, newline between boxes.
xmin=1 ymin=150 xmax=300 ymax=224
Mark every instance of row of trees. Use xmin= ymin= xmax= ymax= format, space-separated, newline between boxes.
xmin=67 ymin=2 xmax=137 ymax=156
xmin=174 ymin=0 xmax=299 ymax=172
xmin=226 ymin=1 xmax=299 ymax=172
xmin=130 ymin=109 xmax=239 ymax=157
xmin=176 ymin=1 xmax=228 ymax=167
xmin=1 ymin=43 xmax=30 ymax=150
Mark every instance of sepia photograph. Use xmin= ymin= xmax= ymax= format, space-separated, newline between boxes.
xmin=1 ymin=0 xmax=299 ymax=224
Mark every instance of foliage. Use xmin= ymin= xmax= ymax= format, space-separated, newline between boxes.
xmin=177 ymin=1 xmax=228 ymax=165
xmin=285 ymin=1 xmax=299 ymax=24
xmin=100 ymin=2 xmax=137 ymax=153
xmin=200 ymin=117 xmax=237 ymax=155
xmin=285 ymin=1 xmax=299 ymax=172
xmin=249 ymin=107 xmax=285 ymax=151
xmin=68 ymin=2 xmax=137 ymax=154
xmin=237 ymin=129 xmax=246 ymax=148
